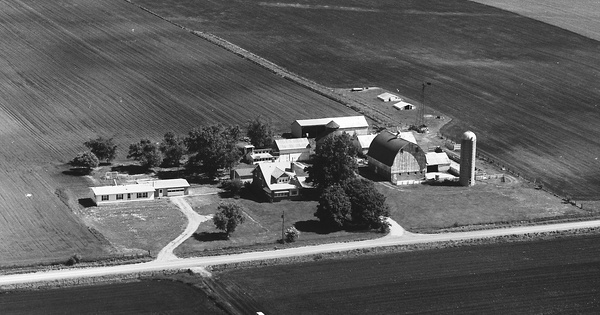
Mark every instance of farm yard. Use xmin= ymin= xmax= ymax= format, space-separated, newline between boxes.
xmin=132 ymin=0 xmax=600 ymax=201
xmin=0 ymin=0 xmax=358 ymax=266
xmin=215 ymin=233 xmax=600 ymax=314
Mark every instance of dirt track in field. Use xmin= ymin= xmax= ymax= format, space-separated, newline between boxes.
xmin=0 ymin=0 xmax=357 ymax=265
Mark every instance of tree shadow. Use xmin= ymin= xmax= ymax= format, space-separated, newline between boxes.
xmin=358 ymin=168 xmax=388 ymax=182
xmin=62 ymin=168 xmax=91 ymax=176
xmin=192 ymin=232 xmax=228 ymax=242
xmin=156 ymin=169 xmax=185 ymax=180
xmin=294 ymin=220 xmax=338 ymax=234
xmin=111 ymin=164 xmax=147 ymax=175
xmin=78 ymin=198 xmax=95 ymax=208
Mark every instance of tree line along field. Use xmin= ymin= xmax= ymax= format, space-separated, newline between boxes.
xmin=0 ymin=0 xmax=357 ymax=266
xmin=215 ymin=234 xmax=600 ymax=314
xmin=131 ymin=0 xmax=600 ymax=201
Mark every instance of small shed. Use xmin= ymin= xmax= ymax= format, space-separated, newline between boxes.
xmin=393 ymin=101 xmax=416 ymax=111
xmin=377 ymin=92 xmax=402 ymax=102
xmin=425 ymin=152 xmax=451 ymax=172
xmin=231 ymin=166 xmax=256 ymax=183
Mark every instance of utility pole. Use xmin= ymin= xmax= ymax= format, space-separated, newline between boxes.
xmin=281 ymin=210 xmax=285 ymax=243
xmin=416 ymin=82 xmax=431 ymax=128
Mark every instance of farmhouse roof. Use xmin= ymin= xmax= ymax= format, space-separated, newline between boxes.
xmin=367 ymin=131 xmax=421 ymax=166
xmin=293 ymin=116 xmax=368 ymax=129
xmin=274 ymin=138 xmax=310 ymax=151
xmin=90 ymin=184 xmax=155 ymax=196
xmin=425 ymin=152 xmax=451 ymax=166
xmin=255 ymin=162 xmax=300 ymax=190
xmin=233 ymin=167 xmax=255 ymax=178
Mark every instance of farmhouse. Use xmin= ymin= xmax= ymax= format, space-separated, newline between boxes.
xmin=393 ymin=101 xmax=416 ymax=111
xmin=273 ymin=138 xmax=311 ymax=162
xmin=90 ymin=179 xmax=190 ymax=205
xmin=367 ymin=131 xmax=427 ymax=184
xmin=377 ymin=92 xmax=402 ymax=102
xmin=252 ymin=162 xmax=309 ymax=201
xmin=291 ymin=115 xmax=369 ymax=138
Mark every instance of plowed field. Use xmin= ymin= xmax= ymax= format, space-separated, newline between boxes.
xmin=132 ymin=0 xmax=600 ymax=200
xmin=218 ymin=234 xmax=600 ymax=314
xmin=0 ymin=0 xmax=356 ymax=265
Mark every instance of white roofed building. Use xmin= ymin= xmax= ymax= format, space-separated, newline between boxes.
xmin=291 ymin=116 xmax=369 ymax=138
xmin=90 ymin=178 xmax=190 ymax=205
xmin=252 ymin=162 xmax=311 ymax=201
xmin=273 ymin=138 xmax=311 ymax=162
xmin=377 ymin=92 xmax=402 ymax=102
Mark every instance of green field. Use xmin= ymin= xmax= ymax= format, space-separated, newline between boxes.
xmin=215 ymin=234 xmax=600 ymax=314
xmin=0 ymin=0 xmax=357 ymax=266
xmin=132 ymin=0 xmax=600 ymax=201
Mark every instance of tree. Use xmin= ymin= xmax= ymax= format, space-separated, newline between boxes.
xmin=185 ymin=124 xmax=241 ymax=179
xmin=246 ymin=116 xmax=274 ymax=148
xmin=127 ymin=139 xmax=163 ymax=169
xmin=159 ymin=131 xmax=184 ymax=167
xmin=343 ymin=178 xmax=390 ymax=229
xmin=84 ymin=137 xmax=117 ymax=163
xmin=213 ymin=202 xmax=246 ymax=237
xmin=70 ymin=151 xmax=100 ymax=174
xmin=221 ymin=179 xmax=243 ymax=198
xmin=315 ymin=184 xmax=352 ymax=229
xmin=306 ymin=132 xmax=358 ymax=191
xmin=285 ymin=226 xmax=300 ymax=243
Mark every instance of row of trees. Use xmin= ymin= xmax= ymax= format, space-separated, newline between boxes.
xmin=70 ymin=118 xmax=275 ymax=177
xmin=307 ymin=133 xmax=389 ymax=231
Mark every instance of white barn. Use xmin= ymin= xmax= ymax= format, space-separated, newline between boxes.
xmin=291 ymin=116 xmax=369 ymax=138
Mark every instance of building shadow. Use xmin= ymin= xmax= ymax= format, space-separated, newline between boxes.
xmin=78 ymin=198 xmax=95 ymax=208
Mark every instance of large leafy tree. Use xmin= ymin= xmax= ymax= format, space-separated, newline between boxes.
xmin=307 ymin=132 xmax=358 ymax=191
xmin=84 ymin=137 xmax=117 ymax=163
xmin=315 ymin=184 xmax=352 ymax=229
xmin=159 ymin=131 xmax=185 ymax=167
xmin=343 ymin=178 xmax=390 ymax=229
xmin=127 ymin=139 xmax=163 ymax=169
xmin=185 ymin=124 xmax=241 ymax=179
xmin=213 ymin=202 xmax=246 ymax=238
xmin=246 ymin=116 xmax=274 ymax=148
xmin=70 ymin=151 xmax=100 ymax=174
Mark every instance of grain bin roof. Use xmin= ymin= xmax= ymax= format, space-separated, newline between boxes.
xmin=367 ymin=131 xmax=416 ymax=166
xmin=293 ymin=116 xmax=368 ymax=129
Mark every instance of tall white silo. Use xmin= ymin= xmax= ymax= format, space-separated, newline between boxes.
xmin=459 ymin=131 xmax=476 ymax=186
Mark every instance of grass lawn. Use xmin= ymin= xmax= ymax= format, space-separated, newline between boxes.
xmin=175 ymin=193 xmax=380 ymax=257
xmin=379 ymin=178 xmax=588 ymax=232
xmin=81 ymin=200 xmax=186 ymax=256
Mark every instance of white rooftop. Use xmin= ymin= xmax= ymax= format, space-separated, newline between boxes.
xmin=294 ymin=116 xmax=368 ymax=129
xmin=377 ymin=92 xmax=402 ymax=101
xmin=90 ymin=184 xmax=155 ymax=196
xmin=137 ymin=178 xmax=190 ymax=189
xmin=275 ymin=138 xmax=310 ymax=150
xmin=426 ymin=152 xmax=451 ymax=165
xmin=356 ymin=134 xmax=377 ymax=149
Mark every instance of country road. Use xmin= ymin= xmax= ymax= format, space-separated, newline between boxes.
xmin=2 ymin=217 xmax=600 ymax=287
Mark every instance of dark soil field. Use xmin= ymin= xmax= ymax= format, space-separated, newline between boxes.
xmin=0 ymin=0 xmax=356 ymax=265
xmin=132 ymin=0 xmax=600 ymax=201
xmin=217 ymin=234 xmax=600 ymax=314
xmin=0 ymin=280 xmax=226 ymax=315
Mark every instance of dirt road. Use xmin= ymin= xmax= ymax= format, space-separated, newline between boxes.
xmin=2 ymin=218 xmax=600 ymax=286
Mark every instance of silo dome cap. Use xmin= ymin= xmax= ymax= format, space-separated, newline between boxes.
xmin=462 ymin=131 xmax=476 ymax=141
